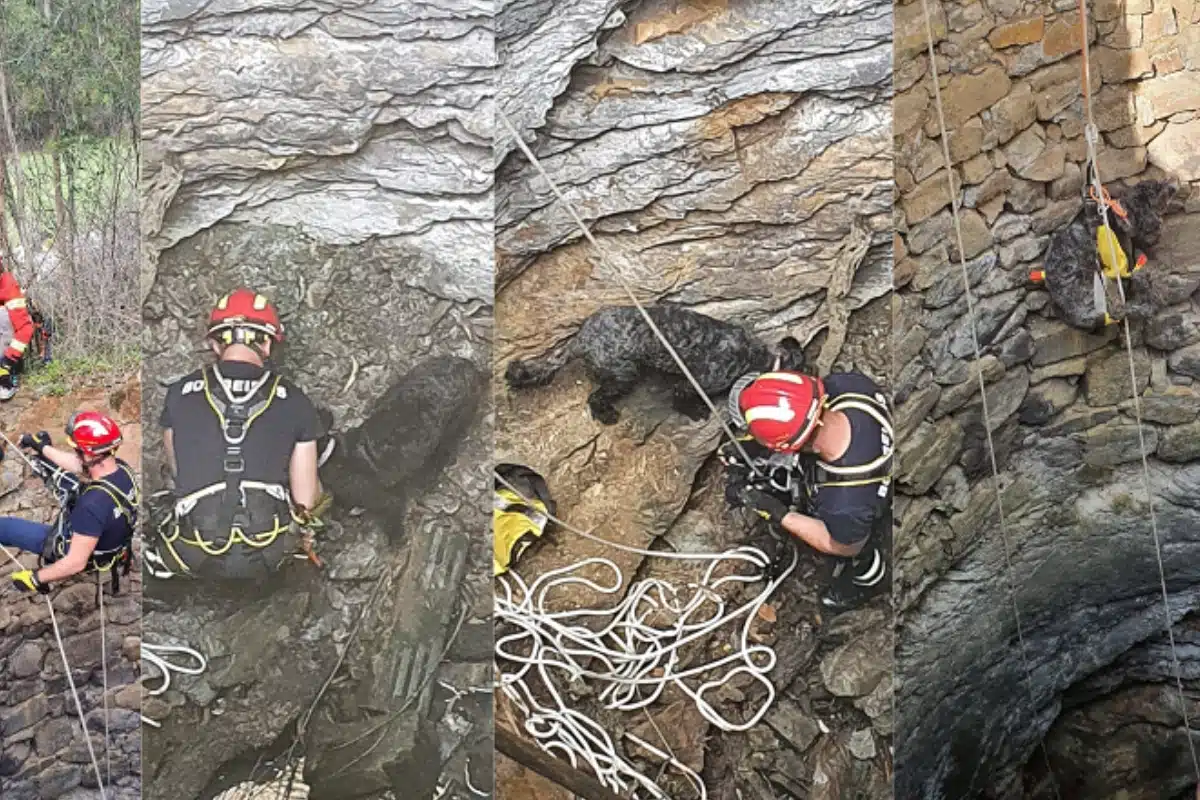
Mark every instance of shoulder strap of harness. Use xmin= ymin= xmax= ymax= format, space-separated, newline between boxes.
xmin=201 ymin=364 xmax=283 ymax=532
xmin=815 ymin=390 xmax=894 ymax=488
xmin=83 ymin=459 xmax=140 ymax=529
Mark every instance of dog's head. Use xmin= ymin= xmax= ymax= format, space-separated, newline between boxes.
xmin=1115 ymin=178 xmax=1180 ymax=247
xmin=773 ymin=336 xmax=806 ymax=372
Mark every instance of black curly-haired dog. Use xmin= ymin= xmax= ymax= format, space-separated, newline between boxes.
xmin=1043 ymin=178 xmax=1179 ymax=330
xmin=505 ymin=304 xmax=805 ymax=424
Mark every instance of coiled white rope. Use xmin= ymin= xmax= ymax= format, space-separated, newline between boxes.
xmin=141 ymin=641 xmax=208 ymax=728
xmin=496 ymin=549 xmax=793 ymax=800
xmin=493 ymin=471 xmax=797 ymax=799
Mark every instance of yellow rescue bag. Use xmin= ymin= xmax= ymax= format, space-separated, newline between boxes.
xmin=1097 ymin=225 xmax=1130 ymax=280
xmin=493 ymin=464 xmax=556 ymax=576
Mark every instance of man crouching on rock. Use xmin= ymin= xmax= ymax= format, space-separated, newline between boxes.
xmin=721 ymin=370 xmax=892 ymax=612
xmin=1 ymin=412 xmax=137 ymax=594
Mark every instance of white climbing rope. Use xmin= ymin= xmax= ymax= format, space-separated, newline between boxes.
xmin=1077 ymin=0 xmax=1200 ymax=781
xmin=918 ymin=0 xmax=1062 ymax=795
xmin=141 ymin=641 xmax=208 ymax=728
xmin=494 ymin=472 xmax=795 ymax=799
xmin=0 ymin=543 xmax=107 ymax=799
xmin=497 ymin=111 xmax=764 ymax=478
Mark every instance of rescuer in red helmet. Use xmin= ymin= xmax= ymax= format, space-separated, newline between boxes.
xmin=146 ymin=287 xmax=327 ymax=582
xmin=0 ymin=262 xmax=35 ymax=401
xmin=720 ymin=367 xmax=893 ymax=612
xmin=0 ymin=411 xmax=138 ymax=593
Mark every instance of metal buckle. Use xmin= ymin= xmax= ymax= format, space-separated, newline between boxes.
xmin=223 ymin=457 xmax=245 ymax=473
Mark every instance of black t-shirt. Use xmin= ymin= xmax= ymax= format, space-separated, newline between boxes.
xmin=159 ymin=361 xmax=322 ymax=495
xmin=69 ymin=462 xmax=136 ymax=552
xmin=812 ymin=372 xmax=892 ymax=546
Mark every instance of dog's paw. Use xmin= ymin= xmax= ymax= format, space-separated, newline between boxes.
xmin=504 ymin=360 xmax=530 ymax=387
xmin=589 ymin=403 xmax=620 ymax=425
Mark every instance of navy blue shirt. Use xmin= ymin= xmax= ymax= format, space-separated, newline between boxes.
xmin=69 ymin=463 xmax=136 ymax=552
xmin=811 ymin=372 xmax=892 ymax=546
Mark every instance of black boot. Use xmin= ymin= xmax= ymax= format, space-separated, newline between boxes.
xmin=820 ymin=545 xmax=887 ymax=612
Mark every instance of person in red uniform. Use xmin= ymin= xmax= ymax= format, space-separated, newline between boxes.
xmin=0 ymin=267 xmax=34 ymax=401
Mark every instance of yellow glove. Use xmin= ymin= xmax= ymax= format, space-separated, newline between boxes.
xmin=12 ymin=569 xmax=48 ymax=594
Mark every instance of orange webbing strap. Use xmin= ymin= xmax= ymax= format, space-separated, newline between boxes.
xmin=1090 ymin=184 xmax=1128 ymax=220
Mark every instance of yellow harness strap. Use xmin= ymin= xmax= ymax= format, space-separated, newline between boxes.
xmin=163 ymin=368 xmax=293 ymax=564
xmin=815 ymin=392 xmax=894 ymax=489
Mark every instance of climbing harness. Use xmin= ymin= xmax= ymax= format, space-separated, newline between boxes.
xmin=1076 ymin=0 xmax=1200 ymax=779
xmin=0 ymin=542 xmax=107 ymax=799
xmin=1082 ymin=162 xmax=1145 ymax=325
xmin=151 ymin=364 xmax=319 ymax=577
xmin=811 ymin=391 xmax=893 ymax=493
xmin=498 ymin=112 xmax=763 ymax=480
xmin=494 ymin=471 xmax=793 ymax=800
xmin=919 ymin=0 xmax=1062 ymax=794
xmin=726 ymin=382 xmax=894 ymax=503
xmin=0 ymin=431 xmax=139 ymax=597
xmin=38 ymin=458 xmax=138 ymax=596
xmin=141 ymin=642 xmax=208 ymax=728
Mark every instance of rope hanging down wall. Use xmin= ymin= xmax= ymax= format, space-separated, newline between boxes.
xmin=920 ymin=0 xmax=1200 ymax=790
xmin=0 ymin=543 xmax=107 ymax=799
xmin=1074 ymin=0 xmax=1200 ymax=783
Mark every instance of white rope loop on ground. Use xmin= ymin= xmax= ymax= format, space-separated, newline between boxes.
xmin=496 ymin=550 xmax=792 ymax=800
xmin=917 ymin=0 xmax=1063 ymax=795
xmin=1077 ymin=0 xmax=1200 ymax=780
xmin=142 ymin=641 xmax=209 ymax=728
xmin=494 ymin=472 xmax=797 ymax=798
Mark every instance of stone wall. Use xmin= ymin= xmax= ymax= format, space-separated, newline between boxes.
xmin=495 ymin=0 xmax=894 ymax=796
xmin=893 ymin=0 xmax=1200 ymax=796
xmin=0 ymin=387 xmax=142 ymax=800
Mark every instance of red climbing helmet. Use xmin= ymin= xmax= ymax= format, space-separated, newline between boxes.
xmin=65 ymin=410 xmax=122 ymax=458
xmin=207 ymin=288 xmax=284 ymax=347
xmin=734 ymin=372 xmax=826 ymax=452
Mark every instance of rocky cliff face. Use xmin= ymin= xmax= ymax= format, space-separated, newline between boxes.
xmin=893 ymin=0 xmax=1200 ymax=796
xmin=140 ymin=1 xmax=493 ymax=798
xmin=0 ymin=384 xmax=142 ymax=800
xmin=496 ymin=0 xmax=895 ymax=796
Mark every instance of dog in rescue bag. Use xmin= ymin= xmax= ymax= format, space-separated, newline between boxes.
xmin=0 ymin=411 xmax=138 ymax=596
xmin=1040 ymin=177 xmax=1179 ymax=331
xmin=721 ymin=369 xmax=892 ymax=612
xmin=504 ymin=304 xmax=806 ymax=425
xmin=145 ymin=288 xmax=327 ymax=584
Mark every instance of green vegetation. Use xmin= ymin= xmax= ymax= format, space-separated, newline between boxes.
xmin=0 ymin=0 xmax=138 ymax=144
xmin=23 ymin=345 xmax=138 ymax=396
xmin=0 ymin=0 xmax=139 ymax=362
